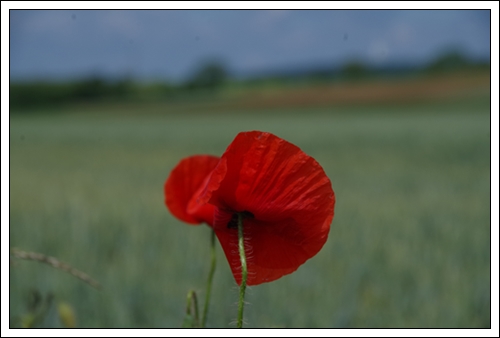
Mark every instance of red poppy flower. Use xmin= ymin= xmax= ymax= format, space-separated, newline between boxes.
xmin=165 ymin=131 xmax=335 ymax=286
xmin=164 ymin=155 xmax=220 ymax=225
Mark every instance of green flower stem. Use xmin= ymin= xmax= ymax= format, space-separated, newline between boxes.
xmin=237 ymin=212 xmax=248 ymax=328
xmin=201 ymin=229 xmax=216 ymax=328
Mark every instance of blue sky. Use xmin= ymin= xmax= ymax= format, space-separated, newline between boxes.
xmin=9 ymin=10 xmax=491 ymax=82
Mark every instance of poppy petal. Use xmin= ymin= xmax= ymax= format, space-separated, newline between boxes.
xmin=213 ymin=208 xmax=329 ymax=285
xmin=164 ymin=155 xmax=220 ymax=225
xmin=203 ymin=131 xmax=335 ymax=285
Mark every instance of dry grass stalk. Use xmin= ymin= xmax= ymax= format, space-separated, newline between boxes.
xmin=10 ymin=248 xmax=101 ymax=290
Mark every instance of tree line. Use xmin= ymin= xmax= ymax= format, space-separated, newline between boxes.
xmin=10 ymin=51 xmax=489 ymax=111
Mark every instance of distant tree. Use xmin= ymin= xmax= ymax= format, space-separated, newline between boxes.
xmin=186 ymin=61 xmax=228 ymax=90
xmin=10 ymin=82 xmax=71 ymax=109
xmin=425 ymin=51 xmax=472 ymax=73
xmin=340 ymin=61 xmax=371 ymax=80
xmin=71 ymin=77 xmax=107 ymax=100
xmin=109 ymin=77 xmax=135 ymax=98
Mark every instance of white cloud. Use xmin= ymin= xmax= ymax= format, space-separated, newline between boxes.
xmin=368 ymin=39 xmax=390 ymax=63
xmin=390 ymin=22 xmax=413 ymax=45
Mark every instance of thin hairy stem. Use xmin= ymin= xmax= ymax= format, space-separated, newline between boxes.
xmin=236 ymin=213 xmax=248 ymax=328
xmin=201 ymin=229 xmax=216 ymax=327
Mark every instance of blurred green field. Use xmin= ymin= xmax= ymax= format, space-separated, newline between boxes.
xmin=9 ymin=98 xmax=490 ymax=328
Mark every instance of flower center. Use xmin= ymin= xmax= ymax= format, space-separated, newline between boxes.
xmin=227 ymin=210 xmax=254 ymax=229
